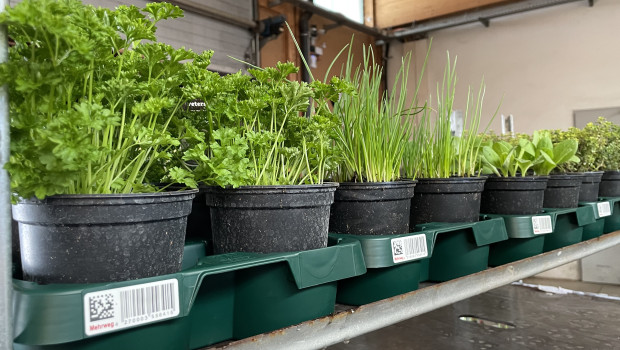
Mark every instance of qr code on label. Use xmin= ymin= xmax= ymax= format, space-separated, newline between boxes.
xmin=392 ymin=240 xmax=403 ymax=256
xmin=89 ymin=293 xmax=115 ymax=322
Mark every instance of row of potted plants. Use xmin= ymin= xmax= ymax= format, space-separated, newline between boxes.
xmin=6 ymin=0 xmax=620 ymax=287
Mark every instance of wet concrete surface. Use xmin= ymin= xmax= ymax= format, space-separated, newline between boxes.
xmin=328 ymin=283 xmax=620 ymax=350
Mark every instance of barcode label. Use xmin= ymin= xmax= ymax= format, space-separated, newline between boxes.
xmin=84 ymin=279 xmax=180 ymax=336
xmin=532 ymin=215 xmax=553 ymax=235
xmin=391 ymin=234 xmax=428 ymax=263
xmin=597 ymin=202 xmax=612 ymax=217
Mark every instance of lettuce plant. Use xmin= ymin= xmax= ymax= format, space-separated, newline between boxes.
xmin=480 ymin=132 xmax=579 ymax=177
xmin=531 ymin=130 xmax=579 ymax=175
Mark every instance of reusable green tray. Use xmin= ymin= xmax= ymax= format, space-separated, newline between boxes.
xmin=601 ymin=197 xmax=620 ymax=234
xmin=487 ymin=207 xmax=594 ymax=266
xmin=543 ymin=207 xmax=592 ymax=251
xmin=12 ymin=240 xmax=366 ymax=350
xmin=414 ymin=218 xmax=508 ymax=282
xmin=329 ymin=231 xmax=434 ymax=306
xmin=580 ymin=200 xmax=614 ymax=240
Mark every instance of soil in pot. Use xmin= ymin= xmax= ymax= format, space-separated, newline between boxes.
xmin=410 ymin=177 xmax=486 ymax=229
xmin=579 ymin=171 xmax=604 ymax=202
xmin=329 ymin=181 xmax=416 ymax=235
xmin=599 ymin=170 xmax=620 ymax=197
xmin=543 ymin=173 xmax=583 ymax=208
xmin=205 ymin=183 xmax=338 ymax=254
xmin=12 ymin=190 xmax=197 ymax=284
xmin=480 ymin=176 xmax=548 ymax=215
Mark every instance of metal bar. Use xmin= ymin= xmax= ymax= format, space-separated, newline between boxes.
xmin=271 ymin=0 xmax=389 ymax=41
xmin=0 ymin=0 xmax=13 ymax=348
xmin=252 ymin=0 xmax=260 ymax=66
xmin=391 ymin=0 xmax=585 ymax=39
xmin=164 ymin=0 xmax=257 ymax=29
xmin=208 ymin=231 xmax=620 ymax=350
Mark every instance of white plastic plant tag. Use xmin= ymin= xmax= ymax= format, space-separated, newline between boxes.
xmin=597 ymin=202 xmax=612 ymax=217
xmin=84 ymin=278 xmax=180 ymax=336
xmin=391 ymin=234 xmax=428 ymax=263
xmin=532 ymin=215 xmax=553 ymax=235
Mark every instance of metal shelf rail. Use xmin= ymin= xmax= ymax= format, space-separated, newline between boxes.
xmin=207 ymin=230 xmax=620 ymax=350
xmin=0 ymin=0 xmax=13 ymax=349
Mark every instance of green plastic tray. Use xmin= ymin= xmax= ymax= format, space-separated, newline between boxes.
xmin=487 ymin=208 xmax=594 ymax=266
xmin=543 ymin=207 xmax=592 ymax=251
xmin=414 ymin=218 xmax=508 ymax=282
xmin=12 ymin=240 xmax=366 ymax=350
xmin=580 ymin=200 xmax=614 ymax=239
xmin=329 ymin=231 xmax=434 ymax=305
xmin=601 ymin=197 xmax=620 ymax=234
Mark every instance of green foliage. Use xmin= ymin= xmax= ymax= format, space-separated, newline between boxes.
xmin=403 ymin=52 xmax=498 ymax=179
xmin=547 ymin=117 xmax=618 ymax=172
xmin=480 ymin=131 xmax=579 ymax=177
xmin=1 ymin=0 xmax=211 ymax=200
xmin=480 ymin=138 xmax=539 ymax=177
xmin=175 ymin=62 xmax=349 ymax=187
xmin=332 ymin=41 xmax=422 ymax=182
xmin=531 ymin=130 xmax=579 ymax=175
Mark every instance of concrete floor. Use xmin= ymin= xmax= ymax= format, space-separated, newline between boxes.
xmin=328 ymin=280 xmax=620 ymax=350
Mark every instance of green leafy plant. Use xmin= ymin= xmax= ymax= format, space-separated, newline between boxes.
xmin=332 ymin=42 xmax=423 ymax=183
xmin=169 ymin=62 xmax=350 ymax=188
xmin=548 ymin=118 xmax=612 ymax=172
xmin=595 ymin=118 xmax=620 ymax=171
xmin=403 ymin=52 xmax=497 ymax=179
xmin=0 ymin=0 xmax=213 ymax=200
xmin=480 ymin=138 xmax=539 ymax=177
xmin=480 ymin=131 xmax=579 ymax=177
xmin=531 ymin=130 xmax=579 ymax=175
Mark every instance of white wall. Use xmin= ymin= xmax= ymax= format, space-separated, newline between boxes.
xmin=397 ymin=0 xmax=620 ymax=134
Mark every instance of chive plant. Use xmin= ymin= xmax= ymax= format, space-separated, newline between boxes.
xmin=404 ymin=52 xmax=498 ymax=179
xmin=332 ymin=44 xmax=424 ymax=183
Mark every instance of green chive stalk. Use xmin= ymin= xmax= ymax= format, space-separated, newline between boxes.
xmin=332 ymin=44 xmax=423 ymax=183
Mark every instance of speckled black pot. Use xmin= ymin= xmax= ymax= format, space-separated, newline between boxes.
xmin=481 ymin=176 xmax=548 ymax=215
xmin=410 ymin=177 xmax=486 ymax=228
xmin=599 ymin=170 xmax=620 ymax=198
xmin=543 ymin=173 xmax=583 ymax=208
xmin=12 ymin=190 xmax=196 ymax=284
xmin=329 ymin=181 xmax=416 ymax=235
xmin=579 ymin=171 xmax=604 ymax=202
xmin=205 ymin=183 xmax=338 ymax=254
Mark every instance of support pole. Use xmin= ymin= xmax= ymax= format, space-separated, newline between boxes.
xmin=0 ymin=0 xmax=13 ymax=348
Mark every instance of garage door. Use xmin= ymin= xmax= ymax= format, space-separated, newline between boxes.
xmin=8 ymin=0 xmax=255 ymax=73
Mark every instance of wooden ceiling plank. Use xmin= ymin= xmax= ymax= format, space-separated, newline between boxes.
xmin=375 ymin=0 xmax=517 ymax=28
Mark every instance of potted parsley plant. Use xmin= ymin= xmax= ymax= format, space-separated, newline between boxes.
xmin=2 ymin=0 xmax=204 ymax=283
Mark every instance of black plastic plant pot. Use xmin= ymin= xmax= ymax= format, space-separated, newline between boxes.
xmin=578 ymin=171 xmax=604 ymax=202
xmin=599 ymin=170 xmax=620 ymax=197
xmin=480 ymin=176 xmax=548 ymax=215
xmin=410 ymin=177 xmax=486 ymax=229
xmin=543 ymin=173 xmax=583 ymax=208
xmin=205 ymin=183 xmax=338 ymax=254
xmin=165 ymin=184 xmax=212 ymax=242
xmin=11 ymin=218 xmax=21 ymax=278
xmin=12 ymin=190 xmax=197 ymax=284
xmin=329 ymin=181 xmax=416 ymax=235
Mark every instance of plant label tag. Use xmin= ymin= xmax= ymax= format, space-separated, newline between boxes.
xmin=84 ymin=279 xmax=180 ymax=336
xmin=597 ymin=202 xmax=612 ymax=217
xmin=532 ymin=216 xmax=553 ymax=235
xmin=391 ymin=234 xmax=428 ymax=263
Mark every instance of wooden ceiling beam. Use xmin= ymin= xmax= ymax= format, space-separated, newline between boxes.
xmin=374 ymin=0 xmax=519 ymax=28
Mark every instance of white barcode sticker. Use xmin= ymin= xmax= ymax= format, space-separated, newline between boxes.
xmin=532 ymin=215 xmax=553 ymax=235
xmin=597 ymin=202 xmax=612 ymax=217
xmin=84 ymin=279 xmax=180 ymax=336
xmin=391 ymin=234 xmax=428 ymax=263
